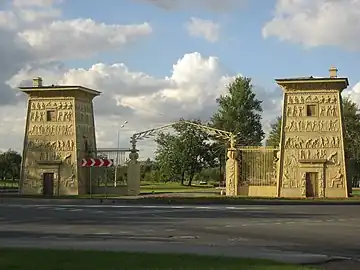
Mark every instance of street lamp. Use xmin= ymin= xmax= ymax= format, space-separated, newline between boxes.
xmin=114 ymin=120 xmax=128 ymax=187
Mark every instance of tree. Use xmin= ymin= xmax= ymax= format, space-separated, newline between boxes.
xmin=342 ymin=97 xmax=360 ymax=187
xmin=155 ymin=132 xmax=184 ymax=182
xmin=209 ymin=76 xmax=265 ymax=184
xmin=154 ymin=119 xmax=214 ymax=185
xmin=210 ymin=76 xmax=265 ymax=146
xmin=0 ymin=150 xmax=22 ymax=181
xmin=265 ymin=116 xmax=282 ymax=147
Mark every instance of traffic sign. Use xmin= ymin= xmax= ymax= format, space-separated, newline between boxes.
xmin=81 ymin=158 xmax=114 ymax=167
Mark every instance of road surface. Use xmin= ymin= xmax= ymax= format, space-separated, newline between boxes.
xmin=0 ymin=200 xmax=359 ymax=264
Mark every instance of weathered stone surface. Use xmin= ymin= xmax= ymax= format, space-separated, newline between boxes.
xmin=276 ymin=69 xmax=349 ymax=198
xmin=19 ymin=79 xmax=100 ymax=196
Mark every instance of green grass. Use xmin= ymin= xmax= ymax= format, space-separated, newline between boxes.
xmin=352 ymin=188 xmax=360 ymax=196
xmin=0 ymin=249 xmax=315 ymax=270
xmin=140 ymin=181 xmax=217 ymax=194
xmin=0 ymin=180 xmax=18 ymax=188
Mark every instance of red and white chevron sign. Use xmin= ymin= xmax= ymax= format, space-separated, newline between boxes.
xmin=81 ymin=158 xmax=114 ymax=167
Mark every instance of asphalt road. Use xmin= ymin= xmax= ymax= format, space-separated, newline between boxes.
xmin=0 ymin=200 xmax=359 ymax=264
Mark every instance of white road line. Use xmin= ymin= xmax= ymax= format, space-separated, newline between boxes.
xmin=4 ymin=204 xmax=268 ymax=211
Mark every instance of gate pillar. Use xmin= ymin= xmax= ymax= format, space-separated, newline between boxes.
xmin=127 ymin=150 xmax=140 ymax=195
xmin=226 ymin=147 xmax=239 ymax=196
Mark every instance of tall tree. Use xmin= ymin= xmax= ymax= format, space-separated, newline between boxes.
xmin=210 ymin=76 xmax=265 ymax=146
xmin=154 ymin=118 xmax=214 ymax=185
xmin=0 ymin=150 xmax=22 ymax=181
xmin=265 ymin=116 xmax=282 ymax=147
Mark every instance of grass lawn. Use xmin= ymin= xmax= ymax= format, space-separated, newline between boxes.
xmin=352 ymin=188 xmax=360 ymax=196
xmin=0 ymin=249 xmax=316 ymax=270
xmin=140 ymin=181 xmax=218 ymax=194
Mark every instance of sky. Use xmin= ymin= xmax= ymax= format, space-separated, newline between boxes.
xmin=0 ymin=0 xmax=360 ymax=159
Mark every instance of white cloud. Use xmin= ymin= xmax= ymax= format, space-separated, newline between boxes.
xmin=18 ymin=19 xmax=152 ymax=62
xmin=0 ymin=0 xmax=152 ymax=106
xmin=6 ymin=51 xmax=284 ymax=158
xmin=344 ymin=82 xmax=360 ymax=105
xmin=262 ymin=0 xmax=360 ymax=51
xmin=185 ymin=17 xmax=220 ymax=43
xmin=12 ymin=0 xmax=63 ymax=8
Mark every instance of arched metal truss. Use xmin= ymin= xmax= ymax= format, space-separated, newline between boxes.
xmin=130 ymin=120 xmax=236 ymax=152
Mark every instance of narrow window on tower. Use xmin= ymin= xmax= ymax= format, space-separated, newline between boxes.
xmin=46 ymin=110 xmax=56 ymax=121
xmin=306 ymin=104 xmax=317 ymax=117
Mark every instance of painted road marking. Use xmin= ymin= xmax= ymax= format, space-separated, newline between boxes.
xmin=3 ymin=204 xmax=268 ymax=211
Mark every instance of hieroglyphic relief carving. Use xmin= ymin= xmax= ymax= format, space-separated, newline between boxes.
xmin=28 ymin=139 xmax=75 ymax=151
xmin=319 ymin=172 xmax=325 ymax=197
xmin=299 ymin=149 xmax=327 ymax=160
xmin=287 ymin=94 xmax=337 ymax=104
xmin=327 ymin=151 xmax=339 ymax=165
xmin=28 ymin=124 xmax=74 ymax=136
xmin=284 ymin=136 xmax=340 ymax=149
xmin=283 ymin=82 xmax=343 ymax=92
xmin=286 ymin=106 xmax=304 ymax=117
xmin=226 ymin=149 xmax=238 ymax=196
xmin=285 ymin=119 xmax=339 ymax=132
xmin=39 ymin=152 xmax=60 ymax=161
xmin=300 ymin=173 xmax=306 ymax=196
xmin=57 ymin=111 xmax=73 ymax=122
xmin=282 ymin=153 xmax=298 ymax=188
xmin=30 ymin=111 xmax=45 ymax=121
xmin=282 ymin=169 xmax=297 ymax=188
xmin=31 ymin=100 xmax=73 ymax=110
xmin=330 ymin=168 xmax=344 ymax=188
xmin=319 ymin=105 xmax=338 ymax=117
xmin=61 ymin=174 xmax=76 ymax=188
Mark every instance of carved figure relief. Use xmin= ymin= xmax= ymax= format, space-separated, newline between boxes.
xmin=61 ymin=174 xmax=76 ymax=188
xmin=57 ymin=101 xmax=73 ymax=110
xmin=299 ymin=149 xmax=327 ymax=160
xmin=273 ymin=150 xmax=280 ymax=184
xmin=318 ymin=172 xmax=325 ymax=197
xmin=285 ymin=119 xmax=339 ymax=132
xmin=226 ymin=149 xmax=238 ymax=195
xmin=282 ymin=169 xmax=297 ymax=188
xmin=287 ymin=94 xmax=337 ymax=104
xmin=57 ymin=111 xmax=73 ymax=122
xmin=319 ymin=105 xmax=338 ymax=117
xmin=286 ymin=106 xmax=304 ymax=117
xmin=28 ymin=124 xmax=74 ymax=136
xmin=330 ymin=168 xmax=343 ymax=188
xmin=29 ymin=140 xmax=75 ymax=152
xmin=327 ymin=151 xmax=339 ymax=165
xmin=284 ymin=136 xmax=340 ymax=149
xmin=300 ymin=173 xmax=306 ymax=196
xmin=39 ymin=152 xmax=60 ymax=161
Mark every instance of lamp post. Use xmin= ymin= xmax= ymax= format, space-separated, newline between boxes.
xmin=114 ymin=120 xmax=128 ymax=187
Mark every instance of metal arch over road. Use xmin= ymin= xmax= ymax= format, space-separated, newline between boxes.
xmin=130 ymin=120 xmax=237 ymax=152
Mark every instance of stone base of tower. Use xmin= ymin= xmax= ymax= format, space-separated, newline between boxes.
xmin=20 ymin=160 xmax=85 ymax=196
xmin=279 ymin=159 xmax=348 ymax=198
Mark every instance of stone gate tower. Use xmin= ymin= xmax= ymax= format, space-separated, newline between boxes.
xmin=276 ymin=67 xmax=349 ymax=198
xmin=19 ymin=77 xmax=100 ymax=196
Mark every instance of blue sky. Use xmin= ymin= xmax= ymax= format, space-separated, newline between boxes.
xmin=60 ymin=0 xmax=360 ymax=91
xmin=1 ymin=0 xmax=360 ymax=154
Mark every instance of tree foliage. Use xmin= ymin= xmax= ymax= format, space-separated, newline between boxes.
xmin=210 ymin=76 xmax=265 ymax=146
xmin=154 ymin=118 xmax=214 ymax=185
xmin=265 ymin=116 xmax=282 ymax=147
xmin=0 ymin=150 xmax=22 ymax=181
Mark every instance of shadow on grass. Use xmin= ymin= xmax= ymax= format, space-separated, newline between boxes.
xmin=0 ymin=248 xmax=315 ymax=270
